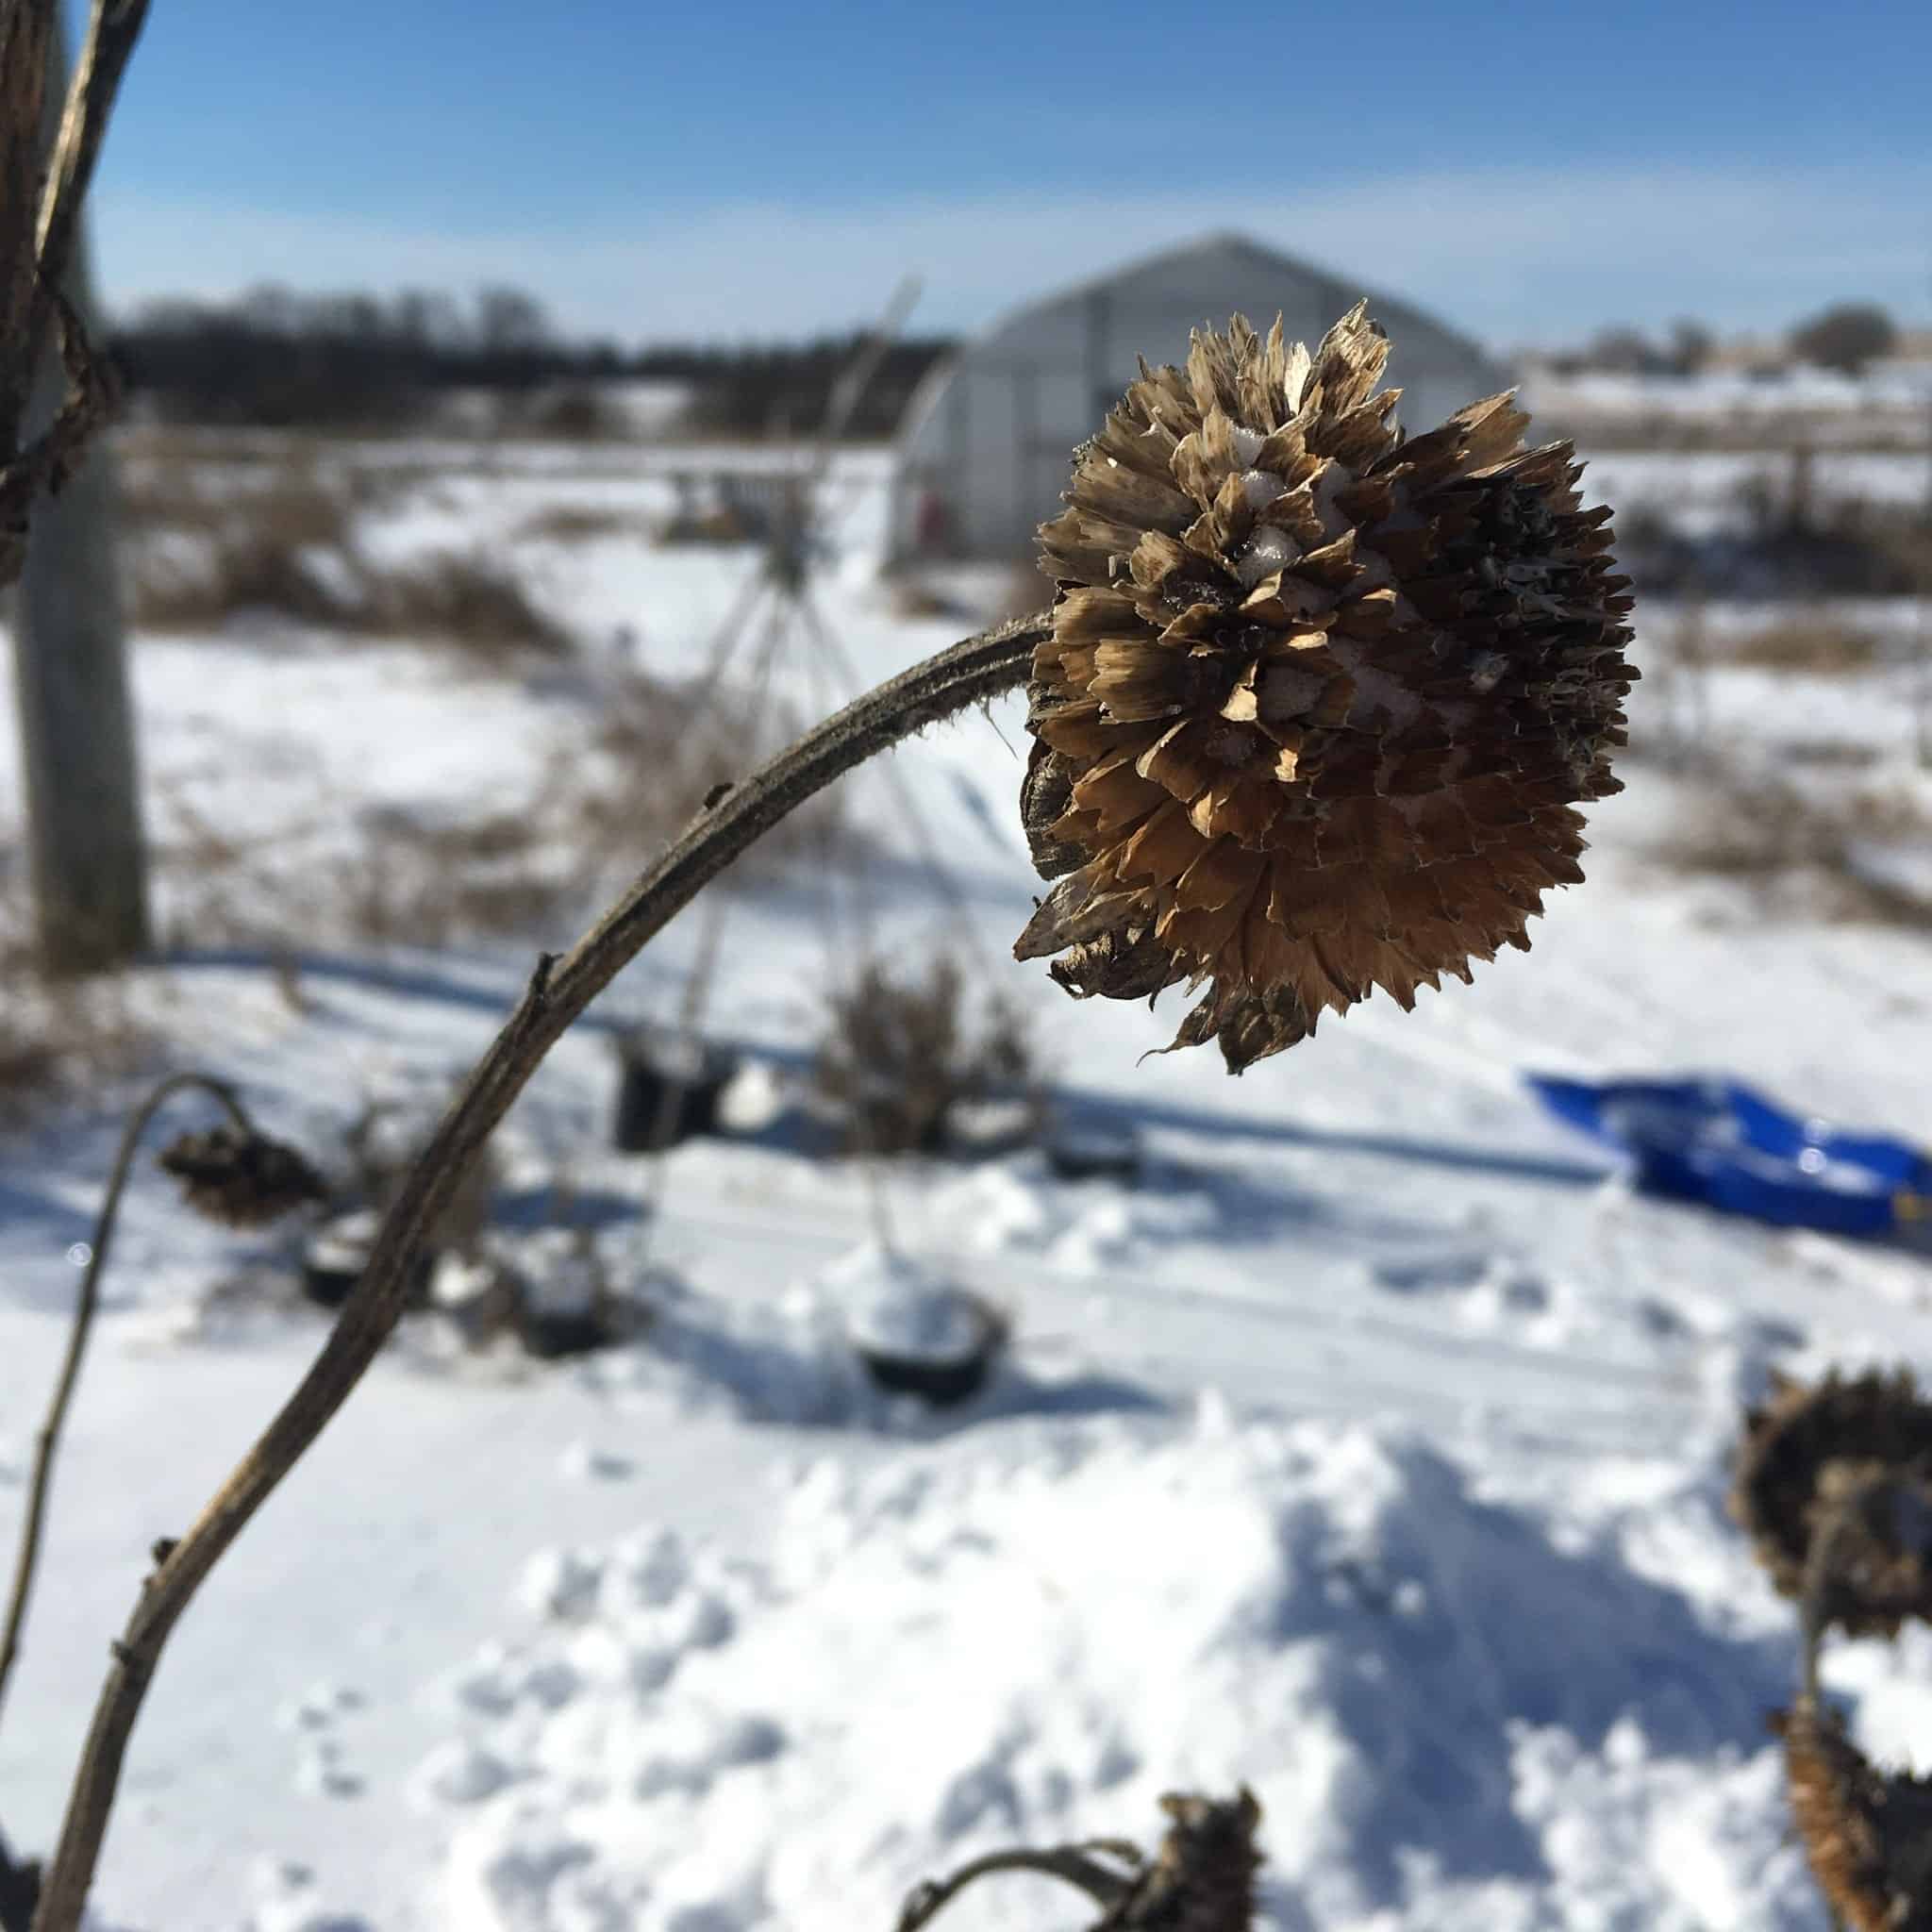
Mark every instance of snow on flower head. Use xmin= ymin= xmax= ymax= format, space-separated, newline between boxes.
xmin=1015 ymin=304 xmax=1635 ymax=1072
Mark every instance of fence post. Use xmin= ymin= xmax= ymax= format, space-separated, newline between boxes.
xmin=8 ymin=17 xmax=149 ymax=975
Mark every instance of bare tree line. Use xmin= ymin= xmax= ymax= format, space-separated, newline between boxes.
xmin=113 ymin=283 xmax=955 ymax=435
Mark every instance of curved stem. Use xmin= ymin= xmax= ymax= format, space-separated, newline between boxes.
xmin=0 ymin=1071 xmax=251 ymax=1727
xmin=896 ymin=1842 xmax=1141 ymax=1932
xmin=29 ymin=610 xmax=1049 ymax=1932
xmin=0 ymin=0 xmax=153 ymax=592
xmin=32 ymin=2 xmax=153 ymax=335
xmin=1794 ymin=1469 xmax=1921 ymax=1706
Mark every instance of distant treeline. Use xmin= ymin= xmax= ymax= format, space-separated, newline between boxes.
xmin=630 ymin=338 xmax=956 ymax=439
xmin=1540 ymin=304 xmax=1905 ymax=380
xmin=109 ymin=284 xmax=956 ymax=436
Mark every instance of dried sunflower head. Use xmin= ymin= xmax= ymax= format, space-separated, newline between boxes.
xmin=1776 ymin=1698 xmax=1932 ymax=1932
xmin=1730 ymin=1367 xmax=1932 ymax=1638
xmin=158 ymin=1123 xmax=328 ymax=1229
xmin=1128 ymin=1789 xmax=1265 ymax=1932
xmin=1017 ymin=305 xmax=1634 ymax=1071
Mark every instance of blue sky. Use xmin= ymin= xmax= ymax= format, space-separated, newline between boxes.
xmin=90 ymin=0 xmax=1932 ymax=348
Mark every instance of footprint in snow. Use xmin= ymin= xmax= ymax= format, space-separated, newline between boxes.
xmin=277 ymin=1681 xmax=367 ymax=1732
xmin=1371 ymin=1252 xmax=1493 ymax=1294
xmin=295 ymin=1738 xmax=365 ymax=1801
xmin=557 ymin=1440 xmax=635 ymax=1481
xmin=246 ymin=1857 xmax=373 ymax=1932
xmin=279 ymin=1681 xmax=370 ymax=1801
xmin=409 ymin=1740 xmax=517 ymax=1809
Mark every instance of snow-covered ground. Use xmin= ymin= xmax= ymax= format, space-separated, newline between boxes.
xmin=1576 ymin=448 xmax=1930 ymax=539
xmin=1522 ymin=364 xmax=1932 ymax=456
xmin=1524 ymin=362 xmax=1932 ymax=422
xmin=421 ymin=380 xmax=699 ymax=440
xmin=2 ymin=438 xmax=1930 ymax=1930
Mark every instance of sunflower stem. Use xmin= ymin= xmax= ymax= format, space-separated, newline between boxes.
xmin=0 ymin=1072 xmax=252 ymax=1733
xmin=26 ymin=609 xmax=1050 ymax=1932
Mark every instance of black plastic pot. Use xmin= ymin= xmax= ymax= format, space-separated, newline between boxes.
xmin=854 ymin=1295 xmax=1006 ymax=1407
xmin=856 ymin=1343 xmax=996 ymax=1406
xmin=519 ymin=1308 xmax=610 ymax=1359
xmin=301 ymin=1210 xmax=435 ymax=1310
xmin=0 ymin=1824 xmax=41 ymax=1932
xmin=510 ymin=1232 xmax=623 ymax=1359
xmin=1046 ymin=1123 xmax=1141 ymax=1184
xmin=612 ymin=1030 xmax=736 ymax=1153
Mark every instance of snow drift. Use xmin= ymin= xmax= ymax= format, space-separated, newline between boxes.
xmin=417 ymin=1408 xmax=1815 ymax=1931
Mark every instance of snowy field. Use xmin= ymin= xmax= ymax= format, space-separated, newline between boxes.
xmin=2 ymin=435 xmax=1931 ymax=1930
xmin=1525 ymin=362 xmax=1932 ymax=421
xmin=1523 ymin=364 xmax=1932 ymax=453
xmin=1575 ymin=448 xmax=1929 ymax=540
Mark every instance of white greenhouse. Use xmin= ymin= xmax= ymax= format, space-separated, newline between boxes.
xmin=888 ymin=232 xmax=1509 ymax=564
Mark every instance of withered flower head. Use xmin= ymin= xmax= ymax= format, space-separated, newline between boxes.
xmin=1112 ymin=1790 xmax=1264 ymax=1932
xmin=1730 ymin=1367 xmax=1932 ymax=1638
xmin=1776 ymin=1698 xmax=1932 ymax=1932
xmin=1016 ymin=305 xmax=1634 ymax=1071
xmin=158 ymin=1123 xmax=328 ymax=1229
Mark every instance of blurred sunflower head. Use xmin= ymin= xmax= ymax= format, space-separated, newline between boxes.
xmin=158 ymin=1123 xmax=327 ymax=1229
xmin=1730 ymin=1366 xmax=1932 ymax=1639
xmin=1016 ymin=304 xmax=1634 ymax=1071
xmin=1776 ymin=1698 xmax=1932 ymax=1932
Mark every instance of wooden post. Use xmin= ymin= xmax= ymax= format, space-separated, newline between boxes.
xmin=8 ymin=17 xmax=149 ymax=975
xmin=1921 ymin=350 xmax=1932 ymax=769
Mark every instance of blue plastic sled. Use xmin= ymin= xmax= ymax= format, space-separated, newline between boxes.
xmin=1527 ymin=1074 xmax=1932 ymax=1240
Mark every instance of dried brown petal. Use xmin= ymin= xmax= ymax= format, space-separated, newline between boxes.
xmin=1019 ymin=303 xmax=1634 ymax=1071
xmin=158 ymin=1124 xmax=328 ymax=1229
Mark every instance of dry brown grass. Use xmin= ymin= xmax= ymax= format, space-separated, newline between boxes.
xmin=121 ymin=442 xmax=566 ymax=661
xmin=515 ymin=503 xmax=657 ymax=545
xmin=361 ymin=550 xmax=569 ymax=658
xmin=118 ymin=447 xmax=361 ymax=549
xmin=0 ymin=1024 xmax=64 ymax=1122
xmin=124 ymin=446 xmax=363 ymax=630
xmin=363 ymin=658 xmax=861 ymax=943
xmin=134 ymin=537 xmax=358 ymax=631
xmin=493 ymin=387 xmax=640 ymax=443
xmin=133 ymin=535 xmax=566 ymax=659
xmin=813 ymin=958 xmax=1036 ymax=1156
xmin=144 ymin=762 xmax=582 ymax=958
xmin=1654 ymin=770 xmax=1932 ymax=928
xmin=1782 ymin=739 xmax=1885 ymax=770
xmin=331 ymin=794 xmax=580 ymax=949
xmin=136 ymin=647 xmax=871 ymax=964
xmin=577 ymin=669 xmax=854 ymax=878
xmin=1724 ymin=616 xmax=1888 ymax=675
xmin=0 ymin=941 xmax=147 ymax=1128
xmin=656 ymin=507 xmax=757 ymax=546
